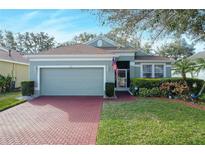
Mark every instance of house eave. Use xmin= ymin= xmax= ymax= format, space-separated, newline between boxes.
xmin=25 ymin=54 xmax=115 ymax=59
xmin=0 ymin=59 xmax=29 ymax=65
xmin=135 ymin=60 xmax=173 ymax=63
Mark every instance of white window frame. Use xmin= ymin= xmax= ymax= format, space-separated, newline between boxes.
xmin=141 ymin=64 xmax=153 ymax=78
xmin=140 ymin=63 xmax=166 ymax=78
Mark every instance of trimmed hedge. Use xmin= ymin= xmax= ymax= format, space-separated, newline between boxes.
xmin=21 ymin=81 xmax=34 ymax=96
xmin=130 ymin=78 xmax=205 ymax=95
xmin=105 ymin=82 xmax=115 ymax=97
xmin=139 ymin=87 xmax=163 ymax=97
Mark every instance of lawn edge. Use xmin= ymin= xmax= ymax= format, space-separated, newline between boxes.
xmin=0 ymin=100 xmax=26 ymax=112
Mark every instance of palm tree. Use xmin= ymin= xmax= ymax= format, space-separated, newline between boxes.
xmin=173 ymin=58 xmax=197 ymax=80
xmin=196 ymin=58 xmax=205 ymax=72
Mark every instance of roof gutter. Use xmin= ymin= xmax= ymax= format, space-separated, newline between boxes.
xmin=0 ymin=59 xmax=29 ymax=65
xmin=135 ymin=60 xmax=174 ymax=63
xmin=25 ymin=54 xmax=115 ymax=59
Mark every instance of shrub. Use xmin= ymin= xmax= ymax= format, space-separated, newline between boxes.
xmin=160 ymin=81 xmax=190 ymax=99
xmin=139 ymin=87 xmax=162 ymax=97
xmin=105 ymin=82 xmax=115 ymax=97
xmin=21 ymin=81 xmax=34 ymax=96
xmin=130 ymin=77 xmax=204 ymax=95
xmin=161 ymin=78 xmax=204 ymax=94
xmin=130 ymin=78 xmax=161 ymax=90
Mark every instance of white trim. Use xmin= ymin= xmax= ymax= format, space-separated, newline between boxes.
xmin=166 ymin=65 xmax=172 ymax=67
xmin=131 ymin=64 xmax=140 ymax=67
xmin=30 ymin=58 xmax=112 ymax=62
xmin=135 ymin=60 xmax=172 ymax=63
xmin=140 ymin=63 xmax=166 ymax=78
xmin=36 ymin=65 xmax=106 ymax=96
xmin=0 ymin=59 xmax=29 ymax=65
xmin=25 ymin=54 xmax=114 ymax=59
xmin=115 ymin=53 xmax=135 ymax=56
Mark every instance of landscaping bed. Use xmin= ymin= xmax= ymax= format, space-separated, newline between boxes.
xmin=97 ymin=98 xmax=205 ymax=144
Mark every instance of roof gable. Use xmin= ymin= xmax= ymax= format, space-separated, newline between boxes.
xmin=84 ymin=36 xmax=120 ymax=48
xmin=189 ymin=51 xmax=205 ymax=59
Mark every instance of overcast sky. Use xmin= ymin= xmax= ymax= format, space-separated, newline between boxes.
xmin=0 ymin=9 xmax=204 ymax=52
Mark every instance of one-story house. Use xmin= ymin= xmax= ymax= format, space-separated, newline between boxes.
xmin=0 ymin=47 xmax=29 ymax=88
xmin=27 ymin=36 xmax=172 ymax=97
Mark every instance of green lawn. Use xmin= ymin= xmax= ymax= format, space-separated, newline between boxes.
xmin=0 ymin=92 xmax=25 ymax=111
xmin=97 ymin=98 xmax=205 ymax=145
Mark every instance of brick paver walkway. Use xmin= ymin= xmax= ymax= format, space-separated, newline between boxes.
xmin=0 ymin=96 xmax=102 ymax=145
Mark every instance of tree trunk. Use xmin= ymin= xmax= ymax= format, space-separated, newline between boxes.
xmin=182 ymin=72 xmax=186 ymax=80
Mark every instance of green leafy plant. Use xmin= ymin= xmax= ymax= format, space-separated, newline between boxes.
xmin=160 ymin=81 xmax=190 ymax=99
xmin=0 ymin=74 xmax=13 ymax=93
xmin=173 ymin=58 xmax=197 ymax=80
xmin=105 ymin=82 xmax=115 ymax=97
xmin=21 ymin=81 xmax=34 ymax=96
xmin=139 ymin=87 xmax=161 ymax=97
xmin=130 ymin=78 xmax=204 ymax=95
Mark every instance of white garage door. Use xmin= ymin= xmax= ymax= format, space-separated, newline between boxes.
xmin=40 ymin=67 xmax=104 ymax=96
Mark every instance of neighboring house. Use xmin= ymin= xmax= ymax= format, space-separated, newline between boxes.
xmin=188 ymin=51 xmax=205 ymax=80
xmin=0 ymin=47 xmax=29 ymax=88
xmin=27 ymin=36 xmax=172 ymax=97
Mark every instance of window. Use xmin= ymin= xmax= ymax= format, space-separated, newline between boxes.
xmin=142 ymin=65 xmax=152 ymax=78
xmin=141 ymin=64 xmax=165 ymax=78
xmin=154 ymin=65 xmax=164 ymax=78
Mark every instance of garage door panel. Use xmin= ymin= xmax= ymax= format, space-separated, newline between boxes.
xmin=40 ymin=68 xmax=104 ymax=96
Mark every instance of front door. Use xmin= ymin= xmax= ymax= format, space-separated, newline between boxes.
xmin=116 ymin=69 xmax=127 ymax=88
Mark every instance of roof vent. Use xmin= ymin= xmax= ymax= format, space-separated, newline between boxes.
xmin=97 ymin=40 xmax=103 ymax=47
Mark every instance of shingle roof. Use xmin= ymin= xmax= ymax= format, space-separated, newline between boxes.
xmin=189 ymin=51 xmax=205 ymax=59
xmin=39 ymin=44 xmax=137 ymax=55
xmin=135 ymin=55 xmax=171 ymax=61
xmin=0 ymin=47 xmax=28 ymax=64
xmin=35 ymin=44 xmax=170 ymax=61
xmin=39 ymin=44 xmax=112 ymax=55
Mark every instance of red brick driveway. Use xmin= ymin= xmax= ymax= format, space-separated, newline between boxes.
xmin=0 ymin=96 xmax=102 ymax=145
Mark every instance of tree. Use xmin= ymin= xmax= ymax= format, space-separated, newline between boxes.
xmin=173 ymin=58 xmax=197 ymax=80
xmin=105 ymin=30 xmax=143 ymax=49
xmin=157 ymin=38 xmax=195 ymax=60
xmin=0 ymin=31 xmax=17 ymax=50
xmin=59 ymin=32 xmax=97 ymax=47
xmin=0 ymin=30 xmax=56 ymax=54
xmin=196 ymin=58 xmax=205 ymax=73
xmin=16 ymin=32 xmax=56 ymax=54
xmin=95 ymin=10 xmax=205 ymax=42
xmin=140 ymin=43 xmax=153 ymax=55
xmin=0 ymin=30 xmax=5 ymax=47
xmin=73 ymin=32 xmax=97 ymax=43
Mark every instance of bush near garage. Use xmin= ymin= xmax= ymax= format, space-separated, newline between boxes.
xmin=130 ymin=78 xmax=204 ymax=97
xmin=105 ymin=82 xmax=115 ymax=97
xmin=21 ymin=81 xmax=34 ymax=96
